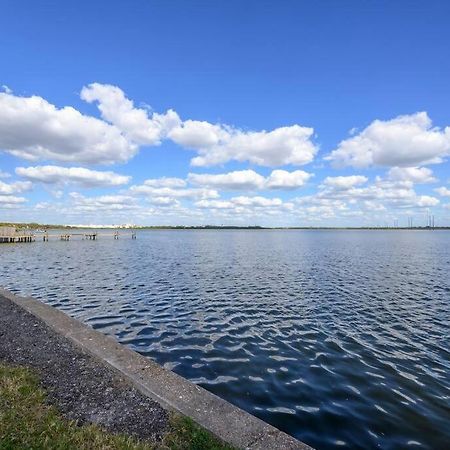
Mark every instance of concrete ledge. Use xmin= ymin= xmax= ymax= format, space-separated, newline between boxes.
xmin=0 ymin=287 xmax=312 ymax=450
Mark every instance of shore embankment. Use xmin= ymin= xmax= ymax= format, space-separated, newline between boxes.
xmin=0 ymin=291 xmax=169 ymax=442
xmin=0 ymin=288 xmax=311 ymax=449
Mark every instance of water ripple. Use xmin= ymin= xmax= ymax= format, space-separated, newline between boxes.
xmin=1 ymin=230 xmax=450 ymax=449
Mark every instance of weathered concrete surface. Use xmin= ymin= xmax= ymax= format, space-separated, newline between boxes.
xmin=0 ymin=287 xmax=312 ymax=450
xmin=0 ymin=292 xmax=169 ymax=441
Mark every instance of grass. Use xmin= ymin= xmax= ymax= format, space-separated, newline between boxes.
xmin=0 ymin=364 xmax=235 ymax=450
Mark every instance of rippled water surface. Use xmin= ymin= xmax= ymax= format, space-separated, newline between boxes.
xmin=1 ymin=230 xmax=449 ymax=449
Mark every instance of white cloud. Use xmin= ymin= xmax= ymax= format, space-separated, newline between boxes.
xmin=81 ymin=84 xmax=318 ymax=167
xmin=148 ymin=196 xmax=180 ymax=207
xmin=324 ymin=177 xmax=439 ymax=208
xmin=388 ymin=167 xmax=436 ymax=184
xmin=1 ymin=84 xmax=318 ymax=169
xmin=323 ymin=175 xmax=368 ymax=189
xmin=69 ymin=192 xmax=139 ymax=211
xmin=415 ymin=195 xmax=440 ymax=207
xmin=129 ymin=178 xmax=219 ymax=200
xmin=0 ymin=91 xmax=135 ymax=164
xmin=326 ymin=112 xmax=450 ymax=168
xmin=196 ymin=196 xmax=284 ymax=209
xmin=0 ymin=180 xmax=32 ymax=195
xmin=80 ymin=83 xmax=180 ymax=145
xmin=0 ymin=178 xmax=31 ymax=209
xmin=0 ymin=170 xmax=11 ymax=178
xmin=188 ymin=170 xmax=265 ymax=190
xmin=142 ymin=177 xmax=187 ymax=188
xmin=188 ymin=169 xmax=312 ymax=190
xmin=362 ymin=200 xmax=386 ymax=212
xmin=171 ymin=122 xmax=317 ymax=167
xmin=295 ymin=197 xmax=349 ymax=219
xmin=435 ymin=186 xmax=450 ymax=197
xmin=1 ymin=85 xmax=12 ymax=94
xmin=0 ymin=194 xmax=26 ymax=205
xmin=195 ymin=199 xmax=234 ymax=209
xmin=16 ymin=165 xmax=131 ymax=187
xmin=296 ymin=173 xmax=441 ymax=218
xmin=265 ymin=170 xmax=313 ymax=189
xmin=168 ymin=120 xmax=224 ymax=149
xmin=232 ymin=196 xmax=284 ymax=207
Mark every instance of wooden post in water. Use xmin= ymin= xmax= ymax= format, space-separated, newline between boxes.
xmin=1 ymin=228 xmax=136 ymax=244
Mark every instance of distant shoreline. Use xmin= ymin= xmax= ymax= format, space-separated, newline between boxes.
xmin=2 ymin=222 xmax=449 ymax=231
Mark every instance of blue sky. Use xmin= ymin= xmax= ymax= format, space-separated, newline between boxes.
xmin=1 ymin=0 xmax=449 ymax=226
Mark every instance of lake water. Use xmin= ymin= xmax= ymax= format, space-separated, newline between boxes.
xmin=1 ymin=230 xmax=449 ymax=449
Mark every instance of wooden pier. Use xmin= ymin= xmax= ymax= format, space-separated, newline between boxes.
xmin=0 ymin=226 xmax=35 ymax=243
xmin=49 ymin=231 xmax=137 ymax=241
xmin=1 ymin=226 xmax=136 ymax=244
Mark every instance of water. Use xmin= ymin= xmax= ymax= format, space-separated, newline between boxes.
xmin=1 ymin=230 xmax=449 ymax=449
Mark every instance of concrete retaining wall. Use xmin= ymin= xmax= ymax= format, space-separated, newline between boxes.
xmin=0 ymin=287 xmax=312 ymax=450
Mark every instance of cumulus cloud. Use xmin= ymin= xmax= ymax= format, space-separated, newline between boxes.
xmin=170 ymin=121 xmax=318 ymax=167
xmin=0 ymin=170 xmax=11 ymax=178
xmin=196 ymin=196 xmax=284 ymax=209
xmin=326 ymin=112 xmax=450 ymax=168
xmin=195 ymin=199 xmax=235 ymax=210
xmin=295 ymin=197 xmax=349 ymax=219
xmin=80 ymin=83 xmax=180 ymax=145
xmin=265 ymin=170 xmax=313 ymax=189
xmin=188 ymin=169 xmax=312 ymax=190
xmin=388 ymin=167 xmax=436 ymax=184
xmin=435 ymin=186 xmax=450 ymax=197
xmin=0 ymin=91 xmax=135 ymax=164
xmin=323 ymin=175 xmax=368 ymax=189
xmin=148 ymin=196 xmax=180 ymax=207
xmin=0 ymin=178 xmax=31 ymax=209
xmin=231 ymin=196 xmax=284 ymax=207
xmin=321 ymin=177 xmax=439 ymax=209
xmin=83 ymin=84 xmax=318 ymax=167
xmin=414 ymin=196 xmax=440 ymax=207
xmin=1 ymin=84 xmax=318 ymax=168
xmin=16 ymin=165 xmax=131 ymax=187
xmin=168 ymin=120 xmax=223 ymax=149
xmin=69 ymin=192 xmax=139 ymax=212
xmin=295 ymin=172 xmax=441 ymax=218
xmin=129 ymin=178 xmax=219 ymax=200
xmin=0 ymin=180 xmax=32 ymax=195
xmin=188 ymin=170 xmax=265 ymax=190
xmin=141 ymin=177 xmax=187 ymax=188
xmin=47 ymin=191 xmax=204 ymax=224
xmin=3 ymin=83 xmax=450 ymax=226
xmin=0 ymin=194 xmax=26 ymax=205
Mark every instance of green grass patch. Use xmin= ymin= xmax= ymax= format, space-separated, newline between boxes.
xmin=163 ymin=416 xmax=235 ymax=450
xmin=0 ymin=364 xmax=235 ymax=450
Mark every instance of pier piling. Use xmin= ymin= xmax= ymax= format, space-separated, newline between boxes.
xmin=1 ymin=227 xmax=136 ymax=244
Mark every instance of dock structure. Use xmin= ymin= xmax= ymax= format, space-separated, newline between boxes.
xmin=43 ymin=230 xmax=136 ymax=242
xmin=0 ymin=226 xmax=35 ymax=244
xmin=1 ymin=227 xmax=136 ymax=244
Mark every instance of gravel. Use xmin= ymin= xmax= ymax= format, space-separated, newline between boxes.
xmin=0 ymin=294 xmax=170 ymax=442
